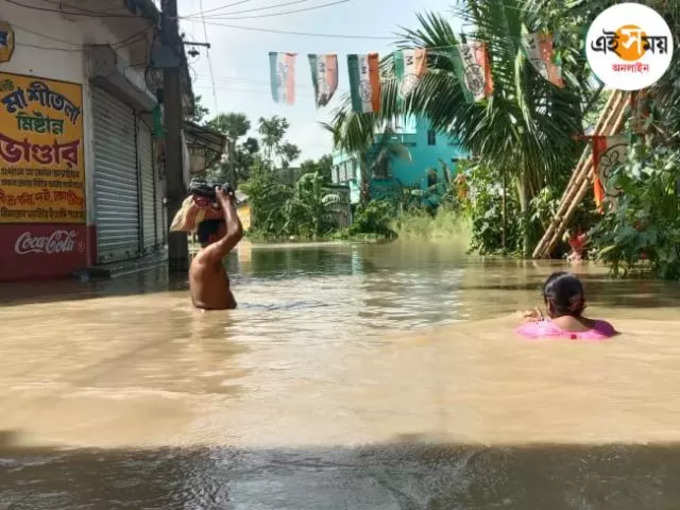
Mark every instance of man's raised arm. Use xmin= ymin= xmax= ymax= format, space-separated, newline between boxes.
xmin=203 ymin=187 xmax=243 ymax=264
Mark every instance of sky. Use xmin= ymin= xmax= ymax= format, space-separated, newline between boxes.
xmin=173 ymin=0 xmax=458 ymax=162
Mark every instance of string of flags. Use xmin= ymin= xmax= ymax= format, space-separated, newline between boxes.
xmin=268 ymin=32 xmax=564 ymax=112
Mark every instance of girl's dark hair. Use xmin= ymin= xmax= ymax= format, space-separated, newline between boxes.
xmin=543 ymin=272 xmax=585 ymax=318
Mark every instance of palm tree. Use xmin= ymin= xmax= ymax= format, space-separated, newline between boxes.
xmin=330 ymin=1 xmax=592 ymax=255
xmin=258 ymin=115 xmax=290 ymax=167
xmin=369 ymin=126 xmax=412 ymax=179
xmin=207 ymin=113 xmax=250 ymax=186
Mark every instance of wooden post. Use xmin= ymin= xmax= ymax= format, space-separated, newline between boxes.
xmin=161 ymin=0 xmax=189 ymax=273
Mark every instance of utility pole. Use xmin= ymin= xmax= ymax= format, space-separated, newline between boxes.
xmin=161 ymin=0 xmax=189 ymax=273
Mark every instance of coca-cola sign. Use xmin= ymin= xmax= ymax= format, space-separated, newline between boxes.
xmin=1 ymin=224 xmax=89 ymax=280
xmin=14 ymin=230 xmax=77 ymax=255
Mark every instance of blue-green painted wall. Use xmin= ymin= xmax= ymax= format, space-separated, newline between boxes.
xmin=331 ymin=116 xmax=466 ymax=204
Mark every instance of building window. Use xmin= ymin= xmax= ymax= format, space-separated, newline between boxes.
xmin=335 ymin=168 xmax=340 ymax=184
xmin=427 ymin=129 xmax=436 ymax=146
xmin=352 ymin=160 xmax=358 ymax=180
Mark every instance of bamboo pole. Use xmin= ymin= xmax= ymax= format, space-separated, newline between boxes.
xmin=540 ymin=92 xmax=631 ymax=257
xmin=532 ymin=91 xmax=630 ymax=258
xmin=533 ymin=91 xmax=626 ymax=257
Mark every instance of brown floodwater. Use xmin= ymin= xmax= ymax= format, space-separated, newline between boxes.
xmin=2 ymin=241 xmax=680 ymax=509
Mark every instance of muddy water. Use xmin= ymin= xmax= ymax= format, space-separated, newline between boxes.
xmin=2 ymin=241 xmax=680 ymax=509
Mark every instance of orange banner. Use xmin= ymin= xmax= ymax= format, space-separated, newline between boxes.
xmin=0 ymin=72 xmax=85 ymax=224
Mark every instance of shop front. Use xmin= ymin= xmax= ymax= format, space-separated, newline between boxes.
xmin=0 ymin=72 xmax=88 ymax=279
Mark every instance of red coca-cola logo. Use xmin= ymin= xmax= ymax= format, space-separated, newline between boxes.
xmin=14 ymin=230 xmax=78 ymax=255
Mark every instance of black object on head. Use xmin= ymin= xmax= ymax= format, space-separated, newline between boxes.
xmin=543 ymin=272 xmax=585 ymax=318
xmin=189 ymin=178 xmax=235 ymax=199
xmin=197 ymin=219 xmax=223 ymax=245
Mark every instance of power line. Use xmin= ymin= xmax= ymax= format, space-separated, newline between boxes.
xmin=191 ymin=22 xmax=394 ymax=40
xmin=194 ymin=84 xmax=315 ymax=98
xmin=180 ymin=0 xmax=349 ymax=21
xmin=198 ymin=0 xmax=220 ymax=113
xmin=10 ymin=24 xmax=152 ymax=52
xmin=182 ymin=0 xmax=313 ymax=19
xmin=194 ymin=76 xmax=315 ymax=90
xmin=181 ymin=0 xmax=253 ymax=17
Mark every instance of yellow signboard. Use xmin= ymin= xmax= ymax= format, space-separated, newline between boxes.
xmin=0 ymin=72 xmax=85 ymax=223
xmin=0 ymin=22 xmax=14 ymax=63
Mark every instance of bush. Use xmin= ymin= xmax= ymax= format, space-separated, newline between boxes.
xmin=394 ymin=206 xmax=470 ymax=242
xmin=242 ymin=165 xmax=345 ymax=240
xmin=464 ymin=163 xmax=522 ymax=255
xmin=349 ymin=200 xmax=396 ymax=238
xmin=589 ymin=142 xmax=680 ymax=279
xmin=240 ymin=161 xmax=292 ymax=238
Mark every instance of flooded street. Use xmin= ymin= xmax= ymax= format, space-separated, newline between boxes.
xmin=2 ymin=241 xmax=680 ymax=509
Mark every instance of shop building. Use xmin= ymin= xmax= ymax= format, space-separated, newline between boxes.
xmin=0 ymin=0 xmax=223 ymax=280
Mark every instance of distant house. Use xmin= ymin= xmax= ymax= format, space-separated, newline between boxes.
xmin=331 ymin=117 xmax=466 ymax=204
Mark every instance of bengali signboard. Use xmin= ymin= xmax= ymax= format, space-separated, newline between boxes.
xmin=0 ymin=72 xmax=85 ymax=224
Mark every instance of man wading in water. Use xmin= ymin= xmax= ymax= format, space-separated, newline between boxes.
xmin=190 ymin=187 xmax=243 ymax=310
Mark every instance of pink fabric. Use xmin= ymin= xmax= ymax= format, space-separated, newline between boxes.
xmin=515 ymin=319 xmax=616 ymax=341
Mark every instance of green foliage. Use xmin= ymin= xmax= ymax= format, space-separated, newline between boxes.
xmin=204 ymin=113 xmax=253 ymax=185
xmin=465 ymin=163 xmax=522 ymax=255
xmin=278 ymin=142 xmax=301 ymax=169
xmin=242 ymin=166 xmax=346 ymax=240
xmin=589 ymin=142 xmax=680 ymax=280
xmin=349 ymin=201 xmax=397 ymax=238
xmin=258 ymin=115 xmax=290 ymax=166
xmin=394 ymin=206 xmax=471 ymax=242
xmin=206 ymin=113 xmax=250 ymax=140
xmin=190 ymin=95 xmax=210 ymax=124
xmin=240 ymin=159 xmax=293 ymax=237
xmin=283 ymin=172 xmax=341 ymax=239
xmin=300 ymin=155 xmax=333 ymax=184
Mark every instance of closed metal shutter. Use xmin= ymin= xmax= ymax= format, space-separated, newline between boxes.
xmin=157 ymin=169 xmax=166 ymax=246
xmin=137 ymin=119 xmax=156 ymax=251
xmin=154 ymin=140 xmax=166 ymax=246
xmin=93 ymin=87 xmax=140 ymax=263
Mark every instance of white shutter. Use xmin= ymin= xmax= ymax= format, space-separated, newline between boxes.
xmin=93 ymin=87 xmax=140 ymax=263
xmin=137 ymin=119 xmax=156 ymax=251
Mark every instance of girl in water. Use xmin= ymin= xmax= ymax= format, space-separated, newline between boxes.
xmin=517 ymin=272 xmax=617 ymax=340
